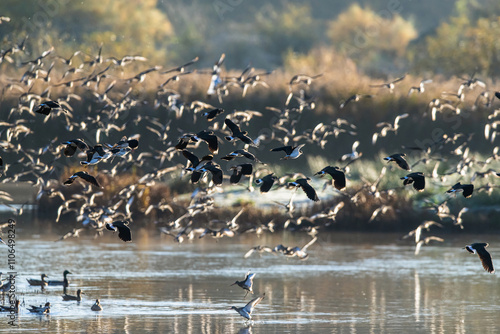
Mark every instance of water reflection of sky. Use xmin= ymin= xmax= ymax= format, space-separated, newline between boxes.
xmin=3 ymin=232 xmax=499 ymax=333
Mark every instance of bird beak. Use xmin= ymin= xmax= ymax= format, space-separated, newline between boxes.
xmin=229 ymin=282 xmax=236 ymax=286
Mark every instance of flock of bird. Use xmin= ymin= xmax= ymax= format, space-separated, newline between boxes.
xmin=0 ymin=21 xmax=499 ymax=320
xmin=0 ymin=269 xmax=102 ymax=314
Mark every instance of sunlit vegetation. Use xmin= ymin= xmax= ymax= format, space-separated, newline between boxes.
xmin=0 ymin=0 xmax=173 ymax=61
xmin=1 ymin=0 xmax=499 ymax=77
xmin=327 ymin=4 xmax=417 ymax=75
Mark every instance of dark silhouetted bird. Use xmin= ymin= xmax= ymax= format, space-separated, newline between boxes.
xmin=270 ymin=144 xmax=305 ymax=160
xmin=193 ymin=130 xmax=219 ymax=154
xmin=230 ymin=163 xmax=253 ymax=184
xmin=255 ymin=173 xmax=277 ymax=193
xmin=34 ymin=100 xmax=63 ymax=115
xmin=315 ymin=166 xmax=346 ymax=190
xmin=183 ymin=150 xmax=213 ymax=183
xmin=401 ymin=172 xmax=425 ymax=191
xmin=222 ymin=149 xmax=261 ymax=163
xmin=62 ymin=289 xmax=84 ymax=301
xmin=203 ymin=108 xmax=224 ymax=121
xmin=288 ymin=178 xmax=319 ymax=201
xmin=464 ymin=243 xmax=494 ymax=273
xmin=447 ymin=182 xmax=474 ymax=198
xmin=384 ymin=153 xmax=410 ymax=171
xmin=224 ymin=118 xmax=255 ymax=146
xmin=106 ymin=221 xmax=132 ymax=242
xmin=64 ymin=171 xmax=101 ymax=188
xmin=199 ymin=161 xmax=224 ymax=185
xmin=62 ymin=139 xmax=89 ymax=157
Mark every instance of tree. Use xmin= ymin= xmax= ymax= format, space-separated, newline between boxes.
xmin=326 ymin=4 xmax=417 ymax=75
xmin=0 ymin=0 xmax=174 ymax=63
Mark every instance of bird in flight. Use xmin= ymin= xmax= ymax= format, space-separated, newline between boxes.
xmin=106 ymin=221 xmax=132 ymax=242
xmin=224 ymin=118 xmax=256 ymax=146
xmin=384 ymin=153 xmax=411 ymax=171
xmin=315 ymin=166 xmax=346 ymax=190
xmin=288 ymin=178 xmax=319 ymax=201
xmin=230 ymin=271 xmax=256 ymax=298
xmin=464 ymin=243 xmax=494 ymax=273
xmin=230 ymin=293 xmax=265 ymax=321
xmin=401 ymin=172 xmax=425 ymax=191
xmin=270 ymin=144 xmax=305 ymax=160
xmin=255 ymin=173 xmax=277 ymax=193
xmin=64 ymin=171 xmax=102 ymax=188
xmin=447 ymin=182 xmax=474 ymax=198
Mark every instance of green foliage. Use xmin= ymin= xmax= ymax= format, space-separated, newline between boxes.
xmin=255 ymin=4 xmax=319 ymax=64
xmin=327 ymin=4 xmax=417 ymax=75
xmin=422 ymin=14 xmax=500 ymax=77
xmin=0 ymin=0 xmax=173 ymax=62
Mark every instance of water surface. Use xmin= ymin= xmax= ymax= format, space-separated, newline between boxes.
xmin=1 ymin=232 xmax=499 ymax=333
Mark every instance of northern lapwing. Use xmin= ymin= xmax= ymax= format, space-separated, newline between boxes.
xmin=447 ymin=182 xmax=474 ymax=198
xmin=64 ymin=171 xmax=102 ymax=188
xmin=288 ymin=178 xmax=319 ymax=201
xmin=224 ymin=118 xmax=256 ymax=146
xmin=384 ymin=153 xmax=411 ymax=171
xmin=270 ymin=144 xmax=305 ymax=160
xmin=106 ymin=221 xmax=132 ymax=242
xmin=315 ymin=166 xmax=346 ymax=190
xmin=401 ymin=172 xmax=425 ymax=191
xmin=255 ymin=173 xmax=277 ymax=193
xmin=464 ymin=243 xmax=494 ymax=273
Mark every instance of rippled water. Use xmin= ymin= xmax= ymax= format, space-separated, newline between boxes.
xmin=2 ymin=231 xmax=499 ymax=333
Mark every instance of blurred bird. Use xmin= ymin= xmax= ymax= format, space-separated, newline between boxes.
xmin=27 ymin=302 xmax=50 ymax=314
xmin=403 ymin=221 xmax=443 ymax=243
xmin=415 ymin=236 xmax=444 ymax=255
xmin=91 ymin=299 xmax=103 ymax=311
xmin=408 ymin=79 xmax=433 ymax=95
xmin=230 ymin=163 xmax=253 ymax=184
xmin=340 ymin=94 xmax=373 ymax=109
xmin=34 ymin=100 xmax=64 ymax=115
xmin=244 ymin=245 xmax=275 ymax=258
xmin=62 ymin=289 xmax=84 ymax=301
xmin=64 ymin=171 xmax=101 ymax=188
xmin=369 ymin=74 xmax=406 ymax=93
